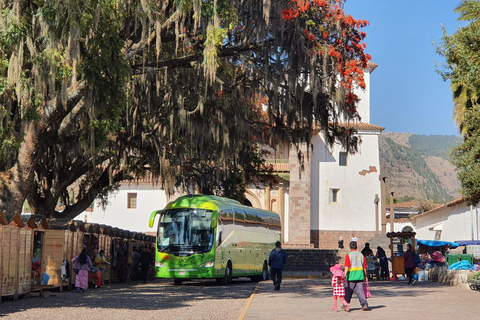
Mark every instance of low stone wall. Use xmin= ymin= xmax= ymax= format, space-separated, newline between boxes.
xmin=283 ymin=249 xmax=340 ymax=272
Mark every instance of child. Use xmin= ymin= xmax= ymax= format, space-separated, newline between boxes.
xmin=330 ymin=263 xmax=348 ymax=312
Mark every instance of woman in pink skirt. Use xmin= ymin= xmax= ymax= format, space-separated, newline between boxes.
xmin=72 ymin=248 xmax=93 ymax=293
xmin=330 ymin=264 xmax=348 ymax=312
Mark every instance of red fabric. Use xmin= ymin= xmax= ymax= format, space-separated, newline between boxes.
xmin=331 ymin=276 xmax=345 ymax=296
xmin=88 ymin=271 xmax=102 ymax=287
xmin=431 ymin=251 xmax=445 ymax=263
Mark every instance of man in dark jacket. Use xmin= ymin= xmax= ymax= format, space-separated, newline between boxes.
xmin=269 ymin=241 xmax=287 ymax=290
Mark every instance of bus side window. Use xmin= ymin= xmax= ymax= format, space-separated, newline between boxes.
xmin=217 ymin=231 xmax=222 ymax=246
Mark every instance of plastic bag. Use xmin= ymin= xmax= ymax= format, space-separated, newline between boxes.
xmin=41 ymin=272 xmax=50 ymax=285
xmin=364 ymin=282 xmax=371 ymax=299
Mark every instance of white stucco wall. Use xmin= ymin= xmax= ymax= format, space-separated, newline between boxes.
xmin=311 ymin=131 xmax=381 ymax=231
xmin=355 ymin=71 xmax=371 ymax=123
xmin=412 ymin=203 xmax=480 ymax=242
xmin=78 ymin=184 xmax=179 ymax=233
xmin=386 ymin=221 xmax=415 ymax=233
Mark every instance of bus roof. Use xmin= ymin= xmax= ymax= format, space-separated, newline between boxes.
xmin=164 ymin=195 xmax=279 ymax=218
xmin=164 ymin=194 xmax=241 ymax=211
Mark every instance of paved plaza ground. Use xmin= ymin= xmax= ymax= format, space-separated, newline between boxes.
xmin=241 ymin=277 xmax=479 ymax=320
xmin=1 ymin=276 xmax=478 ymax=319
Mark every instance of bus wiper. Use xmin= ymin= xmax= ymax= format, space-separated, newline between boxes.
xmin=160 ymin=244 xmax=180 ymax=253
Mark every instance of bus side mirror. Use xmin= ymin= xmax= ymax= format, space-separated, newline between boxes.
xmin=211 ymin=218 xmax=217 ymax=229
xmin=149 ymin=210 xmax=160 ymax=228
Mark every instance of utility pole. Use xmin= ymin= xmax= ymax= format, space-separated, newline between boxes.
xmin=374 ymin=194 xmax=380 ymax=234
xmin=380 ymin=168 xmax=387 ymax=233
xmin=389 ymin=189 xmax=395 ymax=233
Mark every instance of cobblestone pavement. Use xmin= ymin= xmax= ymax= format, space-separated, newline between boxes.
xmin=0 ymin=278 xmax=257 ymax=320
xmin=242 ymin=277 xmax=480 ymax=320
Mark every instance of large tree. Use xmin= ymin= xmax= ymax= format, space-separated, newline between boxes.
xmin=438 ymin=0 xmax=480 ymax=205
xmin=0 ymin=0 xmax=371 ymax=220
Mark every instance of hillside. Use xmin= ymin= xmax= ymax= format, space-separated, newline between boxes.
xmin=379 ymin=132 xmax=461 ymax=203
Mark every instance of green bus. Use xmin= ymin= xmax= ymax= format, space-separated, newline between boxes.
xmin=148 ymin=194 xmax=281 ymax=285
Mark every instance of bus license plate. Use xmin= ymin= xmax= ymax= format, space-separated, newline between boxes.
xmin=178 ymin=271 xmax=186 ymax=275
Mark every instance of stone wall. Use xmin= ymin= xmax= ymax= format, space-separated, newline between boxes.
xmin=287 ymin=144 xmax=312 ymax=246
xmin=283 ymin=249 xmax=341 ymax=272
xmin=310 ymin=230 xmax=379 ymax=249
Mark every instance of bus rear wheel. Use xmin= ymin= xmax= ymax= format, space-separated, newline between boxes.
xmin=251 ymin=261 xmax=268 ymax=282
xmin=217 ymin=262 xmax=232 ymax=285
xmin=173 ymin=279 xmax=183 ymax=285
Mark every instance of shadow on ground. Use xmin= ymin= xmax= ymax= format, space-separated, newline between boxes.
xmin=0 ymin=278 xmax=257 ymax=317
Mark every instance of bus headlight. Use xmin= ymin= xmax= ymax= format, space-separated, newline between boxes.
xmin=155 ymin=261 xmax=167 ymax=267
xmin=199 ymin=261 xmax=214 ymax=268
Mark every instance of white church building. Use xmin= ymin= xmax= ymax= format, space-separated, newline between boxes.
xmin=79 ymin=62 xmax=384 ymax=249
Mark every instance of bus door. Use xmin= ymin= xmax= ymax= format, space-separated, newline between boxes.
xmin=233 ymin=209 xmax=246 ymax=274
xmin=216 ymin=209 xmax=234 ymax=274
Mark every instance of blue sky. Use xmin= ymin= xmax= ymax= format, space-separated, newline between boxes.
xmin=344 ymin=1 xmax=466 ymax=136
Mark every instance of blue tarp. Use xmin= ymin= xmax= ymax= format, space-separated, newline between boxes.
xmin=454 ymin=240 xmax=480 ymax=246
xmin=448 ymin=260 xmax=476 ymax=270
xmin=417 ymin=240 xmax=459 ymax=248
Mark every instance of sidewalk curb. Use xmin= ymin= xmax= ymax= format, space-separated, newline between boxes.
xmin=237 ymin=283 xmax=259 ymax=320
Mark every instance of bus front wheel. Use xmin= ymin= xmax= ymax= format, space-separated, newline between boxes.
xmin=173 ymin=279 xmax=183 ymax=285
xmin=217 ymin=262 xmax=232 ymax=285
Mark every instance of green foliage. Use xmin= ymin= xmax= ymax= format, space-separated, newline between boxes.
xmin=0 ymin=0 xmax=372 ymax=218
xmin=437 ymin=1 xmax=480 ymax=205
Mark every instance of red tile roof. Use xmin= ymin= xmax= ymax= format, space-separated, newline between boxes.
xmin=410 ymin=197 xmax=466 ymax=220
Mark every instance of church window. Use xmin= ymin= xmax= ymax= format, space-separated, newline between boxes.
xmin=127 ymin=193 xmax=137 ymax=209
xmin=330 ymin=188 xmax=340 ymax=203
xmin=339 ymin=152 xmax=347 ymax=166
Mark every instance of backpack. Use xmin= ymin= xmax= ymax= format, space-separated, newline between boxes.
xmin=413 ymin=253 xmax=420 ymax=265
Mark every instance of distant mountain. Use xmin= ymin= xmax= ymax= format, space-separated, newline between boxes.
xmin=378 ymin=132 xmax=462 ymax=203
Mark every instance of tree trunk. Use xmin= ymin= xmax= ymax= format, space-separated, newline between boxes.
xmin=0 ymin=123 xmax=42 ymax=220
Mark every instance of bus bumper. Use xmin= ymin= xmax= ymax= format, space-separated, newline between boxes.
xmin=155 ymin=267 xmax=214 ymax=279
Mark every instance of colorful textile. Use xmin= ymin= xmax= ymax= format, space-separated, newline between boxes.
xmin=331 ymin=276 xmax=345 ymax=296
xmin=431 ymin=251 xmax=446 ymax=263
xmin=75 ymin=269 xmax=88 ymax=289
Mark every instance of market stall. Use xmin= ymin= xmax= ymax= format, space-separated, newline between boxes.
xmin=1 ymin=213 xmax=33 ymax=301
xmin=416 ymin=239 xmax=459 ymax=281
xmin=453 ymin=240 xmax=480 ymax=265
xmin=386 ymin=231 xmax=416 ymax=279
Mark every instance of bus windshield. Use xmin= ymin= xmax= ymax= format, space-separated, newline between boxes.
xmin=157 ymin=208 xmax=214 ymax=256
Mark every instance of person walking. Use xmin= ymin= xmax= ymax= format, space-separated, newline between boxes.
xmin=344 ymin=241 xmax=369 ymax=312
xmin=269 ymin=241 xmax=287 ymax=291
xmin=403 ymin=243 xmax=416 ymax=285
xmin=71 ymin=248 xmax=93 ymax=293
xmin=330 ymin=264 xmax=348 ymax=312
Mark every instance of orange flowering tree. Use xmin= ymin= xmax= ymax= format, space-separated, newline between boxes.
xmin=0 ymin=0 xmax=370 ymax=218
xmin=275 ymin=0 xmax=371 ymax=149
